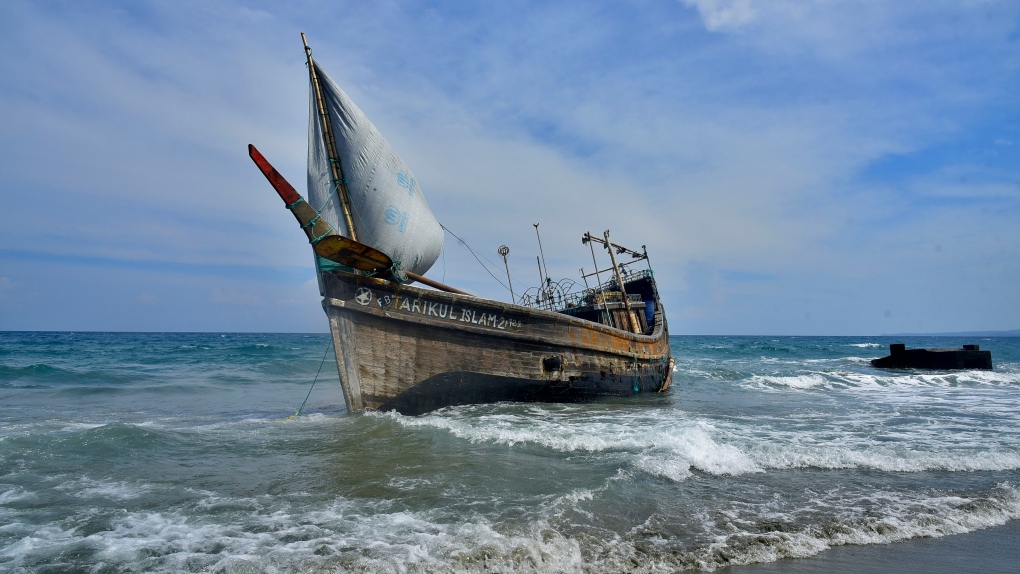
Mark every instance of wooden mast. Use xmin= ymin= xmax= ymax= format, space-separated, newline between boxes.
xmin=302 ymin=32 xmax=358 ymax=241
xmin=296 ymin=35 xmax=470 ymax=297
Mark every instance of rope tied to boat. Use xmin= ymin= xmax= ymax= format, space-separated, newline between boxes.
xmin=279 ymin=337 xmax=334 ymax=422
xmin=309 ymin=229 xmax=333 ymax=244
xmin=301 ymin=214 xmax=321 ymax=229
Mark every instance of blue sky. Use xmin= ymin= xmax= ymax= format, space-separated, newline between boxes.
xmin=0 ymin=0 xmax=1017 ymax=334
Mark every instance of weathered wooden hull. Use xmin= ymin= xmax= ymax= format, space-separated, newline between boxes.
xmin=320 ymin=271 xmax=673 ymax=415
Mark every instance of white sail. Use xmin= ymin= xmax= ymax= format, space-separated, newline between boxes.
xmin=306 ymin=63 xmax=443 ymax=276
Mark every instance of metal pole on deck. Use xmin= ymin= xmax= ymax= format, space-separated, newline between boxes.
xmin=498 ymin=245 xmax=515 ymax=303
xmin=533 ymin=224 xmax=550 ymax=286
xmin=535 ymin=256 xmax=546 ymax=308
xmin=604 ymin=230 xmax=638 ymax=334
xmin=582 ymin=231 xmax=613 ymax=328
xmin=583 ymin=232 xmax=604 ymax=292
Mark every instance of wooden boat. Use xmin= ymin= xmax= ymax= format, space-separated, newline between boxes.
xmin=248 ymin=35 xmax=673 ymax=415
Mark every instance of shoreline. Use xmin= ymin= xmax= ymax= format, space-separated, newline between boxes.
xmin=729 ymin=519 xmax=1019 ymax=573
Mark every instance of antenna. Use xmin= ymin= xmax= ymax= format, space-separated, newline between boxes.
xmin=533 ymin=223 xmax=549 ymax=285
xmin=535 ymin=257 xmax=545 ymax=306
xmin=498 ymin=245 xmax=514 ymax=303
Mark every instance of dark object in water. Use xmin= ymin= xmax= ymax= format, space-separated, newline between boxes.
xmin=871 ymin=343 xmax=992 ymax=370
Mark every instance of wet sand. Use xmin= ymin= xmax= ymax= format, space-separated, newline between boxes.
xmin=731 ymin=520 xmax=1020 ymax=573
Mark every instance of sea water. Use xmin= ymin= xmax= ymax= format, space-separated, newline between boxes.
xmin=1 ymin=332 xmax=1018 ymax=572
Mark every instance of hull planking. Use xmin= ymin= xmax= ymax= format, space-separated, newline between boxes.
xmin=321 ymin=271 xmax=673 ymax=415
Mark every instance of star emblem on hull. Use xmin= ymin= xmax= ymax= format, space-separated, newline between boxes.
xmin=354 ymin=287 xmax=373 ymax=306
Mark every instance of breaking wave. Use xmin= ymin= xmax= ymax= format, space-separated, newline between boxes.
xmin=2 ymin=478 xmax=1017 ymax=573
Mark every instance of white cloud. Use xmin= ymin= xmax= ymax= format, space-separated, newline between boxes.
xmin=680 ymin=0 xmax=757 ymax=31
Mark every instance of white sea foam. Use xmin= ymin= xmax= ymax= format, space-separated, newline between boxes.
xmin=849 ymin=343 xmax=883 ymax=348
xmin=3 ymin=479 xmax=1018 ymax=573
xmin=589 ymin=484 xmax=1020 ymax=572
xmin=438 ymin=397 xmax=1011 ymax=479
xmin=845 ymin=356 xmax=874 ymax=364
xmin=633 ymin=453 xmax=694 ymax=482
xmin=716 ymin=484 xmax=1020 ymax=569
xmin=707 ymin=394 xmax=1020 ymax=471
xmin=391 ymin=392 xmax=1020 ymax=480
xmin=748 ymin=373 xmax=831 ymax=389
xmin=0 ymin=524 xmax=82 ymax=566
xmin=695 ymin=498 xmax=1017 ymax=570
xmin=59 ymin=422 xmax=106 ymax=432
xmin=744 ymin=368 xmax=1020 ymax=394
xmin=0 ymin=487 xmax=33 ymax=504
xmin=156 ymin=411 xmax=343 ymax=434
xmin=388 ymin=410 xmax=762 ymax=481
xmin=746 ymin=441 xmax=1020 ymax=473
xmin=56 ymin=477 xmax=153 ymax=501
xmin=0 ymin=494 xmax=583 ymax=573
xmin=388 ymin=477 xmax=434 ymax=491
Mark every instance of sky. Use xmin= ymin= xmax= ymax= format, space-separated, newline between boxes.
xmin=0 ymin=0 xmax=1017 ymax=335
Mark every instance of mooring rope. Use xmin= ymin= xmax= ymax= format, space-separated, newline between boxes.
xmin=279 ymin=337 xmax=334 ymax=422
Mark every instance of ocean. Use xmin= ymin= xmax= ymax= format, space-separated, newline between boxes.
xmin=1 ymin=332 xmax=1018 ymax=573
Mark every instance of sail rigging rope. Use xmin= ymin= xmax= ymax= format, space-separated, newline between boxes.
xmin=279 ymin=337 xmax=334 ymax=422
xmin=440 ymin=223 xmax=512 ymax=293
xmin=441 ymin=244 xmax=447 ymax=283
xmin=349 ymin=202 xmax=379 ymax=246
xmin=314 ymin=180 xmax=344 ymax=229
xmin=309 ymin=176 xmax=379 ymax=247
xmin=316 ymin=179 xmax=344 ymax=213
